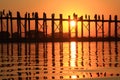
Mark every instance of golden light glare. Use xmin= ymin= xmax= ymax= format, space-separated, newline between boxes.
xmin=70 ymin=42 xmax=76 ymax=67
xmin=70 ymin=20 xmax=76 ymax=27
xmin=71 ymin=75 xmax=77 ymax=79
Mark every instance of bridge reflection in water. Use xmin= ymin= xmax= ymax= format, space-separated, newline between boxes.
xmin=0 ymin=41 xmax=120 ymax=80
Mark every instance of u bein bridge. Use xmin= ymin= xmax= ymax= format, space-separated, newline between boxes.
xmin=0 ymin=10 xmax=120 ymax=42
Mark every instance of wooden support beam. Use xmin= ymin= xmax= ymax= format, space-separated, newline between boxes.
xmin=108 ymin=15 xmax=111 ymax=38
xmin=35 ymin=12 xmax=38 ymax=39
xmin=102 ymin=15 xmax=104 ymax=39
xmin=88 ymin=15 xmax=90 ymax=38
xmin=59 ymin=14 xmax=63 ymax=38
xmin=94 ymin=14 xmax=98 ymax=38
xmin=24 ymin=13 xmax=27 ymax=39
xmin=73 ymin=13 xmax=78 ymax=38
xmin=28 ymin=13 xmax=30 ymax=38
xmin=75 ymin=14 xmax=78 ymax=38
xmin=9 ymin=11 xmax=13 ymax=38
xmin=17 ymin=11 xmax=21 ymax=38
xmin=68 ymin=16 xmax=71 ymax=39
xmin=6 ymin=14 xmax=9 ymax=33
xmin=43 ymin=12 xmax=47 ymax=37
xmin=114 ymin=15 xmax=118 ymax=39
xmin=0 ymin=11 xmax=3 ymax=32
xmin=81 ymin=16 xmax=83 ymax=38
xmin=68 ymin=16 xmax=71 ymax=38
xmin=51 ymin=14 xmax=55 ymax=39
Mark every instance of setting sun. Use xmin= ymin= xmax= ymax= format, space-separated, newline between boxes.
xmin=70 ymin=20 xmax=76 ymax=27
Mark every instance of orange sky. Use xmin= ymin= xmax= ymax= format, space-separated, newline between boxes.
xmin=1 ymin=0 xmax=120 ymax=36
xmin=1 ymin=0 xmax=120 ymax=17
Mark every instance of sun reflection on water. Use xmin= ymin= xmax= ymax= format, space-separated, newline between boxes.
xmin=70 ymin=42 xmax=76 ymax=67
xmin=71 ymin=75 xmax=77 ymax=79
xmin=0 ymin=42 xmax=120 ymax=80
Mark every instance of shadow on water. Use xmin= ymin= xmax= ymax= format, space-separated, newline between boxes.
xmin=0 ymin=41 xmax=120 ymax=80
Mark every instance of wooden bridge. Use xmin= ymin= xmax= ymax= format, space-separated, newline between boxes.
xmin=0 ymin=10 xmax=120 ymax=42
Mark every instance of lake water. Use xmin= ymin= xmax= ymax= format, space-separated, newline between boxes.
xmin=0 ymin=41 xmax=120 ymax=80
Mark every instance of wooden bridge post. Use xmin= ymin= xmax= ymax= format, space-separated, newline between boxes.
xmin=108 ymin=15 xmax=111 ymax=38
xmin=102 ymin=15 xmax=104 ymax=39
xmin=43 ymin=12 xmax=47 ymax=38
xmin=17 ymin=11 xmax=21 ymax=38
xmin=68 ymin=16 xmax=71 ymax=38
xmin=59 ymin=14 xmax=63 ymax=38
xmin=35 ymin=12 xmax=38 ymax=39
xmin=28 ymin=13 xmax=30 ymax=38
xmin=9 ymin=11 xmax=13 ymax=38
xmin=88 ymin=15 xmax=90 ymax=38
xmin=51 ymin=14 xmax=55 ymax=39
xmin=0 ymin=11 xmax=3 ymax=32
xmin=6 ymin=13 xmax=9 ymax=34
xmin=94 ymin=14 xmax=98 ymax=38
xmin=80 ymin=16 xmax=83 ymax=38
xmin=73 ymin=14 xmax=78 ymax=38
xmin=43 ymin=12 xmax=45 ymax=37
xmin=19 ymin=12 xmax=22 ymax=38
xmin=114 ymin=15 xmax=118 ymax=39
xmin=76 ymin=15 xmax=78 ymax=38
xmin=24 ymin=13 xmax=27 ymax=39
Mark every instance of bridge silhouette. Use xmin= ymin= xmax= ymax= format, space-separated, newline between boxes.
xmin=0 ymin=10 xmax=120 ymax=42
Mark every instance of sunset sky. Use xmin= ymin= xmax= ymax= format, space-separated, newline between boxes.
xmin=1 ymin=0 xmax=120 ymax=36
xmin=1 ymin=0 xmax=120 ymax=17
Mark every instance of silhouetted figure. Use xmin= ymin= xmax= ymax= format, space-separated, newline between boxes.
xmin=110 ymin=73 xmax=113 ymax=76
xmin=89 ymin=63 xmax=91 ymax=66
xmin=104 ymin=72 xmax=106 ymax=77
xmin=96 ymin=72 xmax=100 ymax=77
xmin=96 ymin=63 xmax=98 ymax=67
xmin=115 ymin=63 xmax=118 ymax=67
xmin=32 ymin=12 xmax=35 ymax=18
xmin=60 ymin=76 xmax=63 ymax=79
xmin=109 ymin=63 xmax=112 ymax=67
xmin=81 ymin=61 xmax=84 ymax=66
xmin=89 ymin=73 xmax=92 ymax=77
xmin=83 ymin=75 xmax=85 ymax=78
xmin=116 ymin=73 xmax=119 ymax=76
xmin=103 ymin=63 xmax=105 ymax=67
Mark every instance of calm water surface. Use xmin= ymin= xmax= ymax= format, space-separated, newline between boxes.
xmin=0 ymin=41 xmax=120 ymax=80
